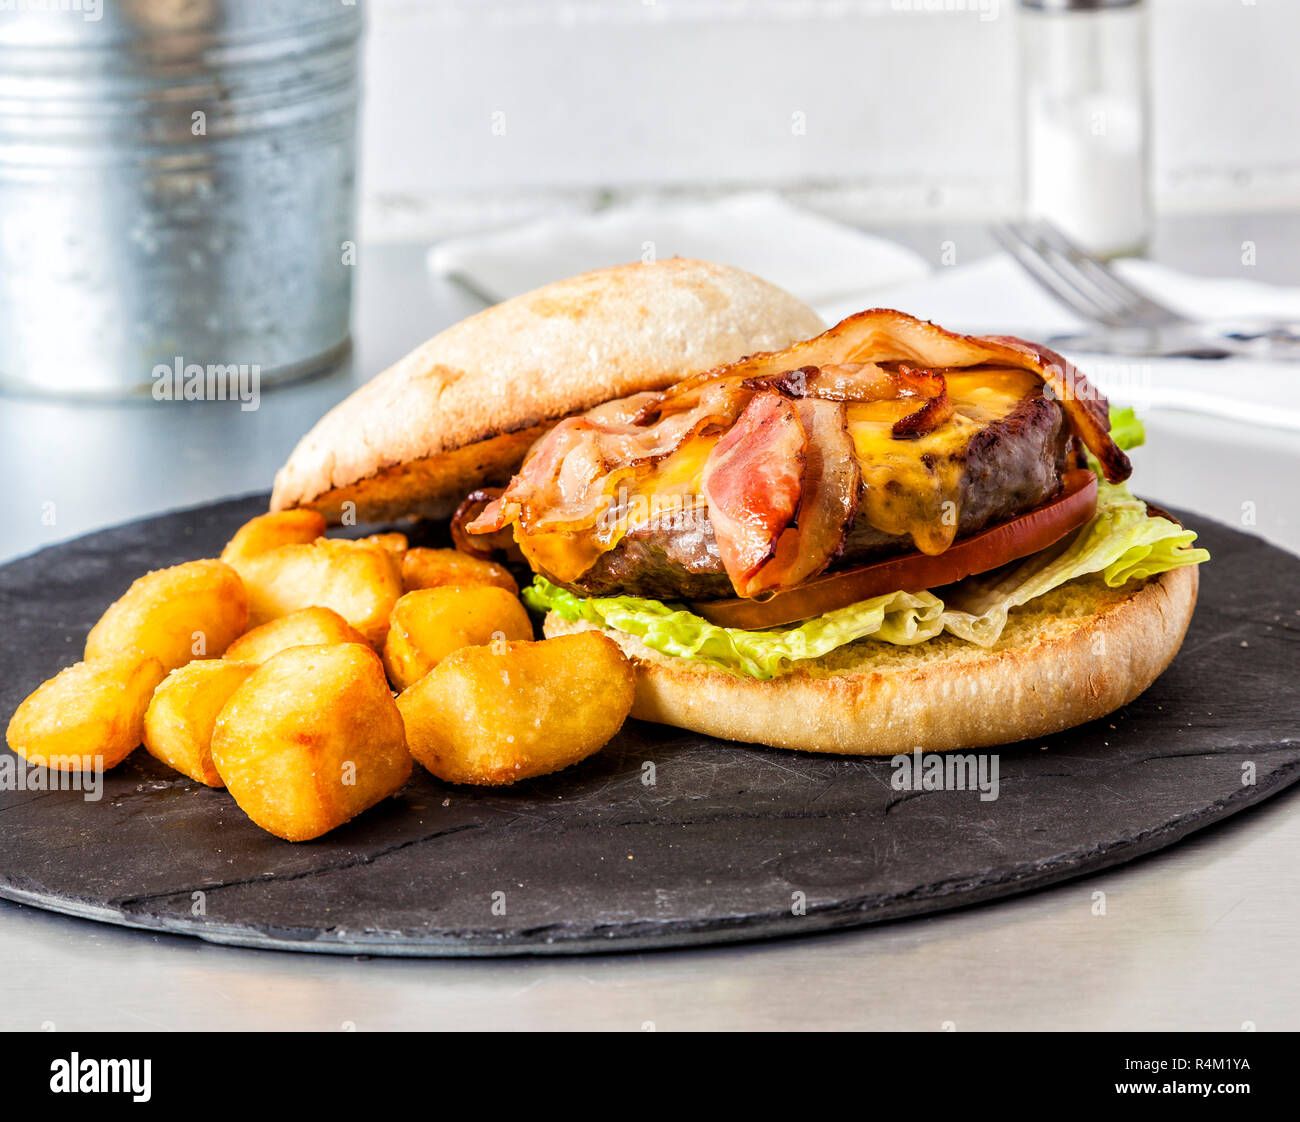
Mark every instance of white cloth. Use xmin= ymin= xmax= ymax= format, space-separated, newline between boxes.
xmin=428 ymin=193 xmax=1300 ymax=432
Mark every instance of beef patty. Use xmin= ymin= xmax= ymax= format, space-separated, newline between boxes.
xmin=552 ymin=388 xmax=1071 ymax=601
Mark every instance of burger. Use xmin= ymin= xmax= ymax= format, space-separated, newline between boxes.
xmin=273 ymin=258 xmax=1208 ymax=755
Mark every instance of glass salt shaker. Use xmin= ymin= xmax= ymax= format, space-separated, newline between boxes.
xmin=1019 ymin=0 xmax=1151 ymax=258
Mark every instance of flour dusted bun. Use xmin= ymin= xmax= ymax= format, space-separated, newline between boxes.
xmin=543 ymin=567 xmax=1197 ymax=755
xmin=271 ymin=258 xmax=824 ymax=523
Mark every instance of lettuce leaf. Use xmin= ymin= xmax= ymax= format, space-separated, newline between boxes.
xmin=524 ymin=408 xmax=1207 ymax=681
xmin=1108 ymin=406 xmax=1146 ymax=452
xmin=529 ymin=580 xmax=951 ymax=680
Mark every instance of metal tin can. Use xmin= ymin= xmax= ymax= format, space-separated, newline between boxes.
xmin=0 ymin=0 xmax=363 ymax=397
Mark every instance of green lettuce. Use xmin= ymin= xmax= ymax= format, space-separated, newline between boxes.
xmin=524 ymin=408 xmax=1208 ymax=680
xmin=528 ymin=580 xmax=951 ymax=680
xmin=1108 ymin=405 xmax=1146 ymax=453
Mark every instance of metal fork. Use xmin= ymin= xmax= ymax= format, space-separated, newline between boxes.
xmin=995 ymin=220 xmax=1183 ymax=328
xmin=994 ymin=219 xmax=1300 ymax=360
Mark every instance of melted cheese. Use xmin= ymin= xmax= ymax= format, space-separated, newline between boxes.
xmin=847 ymin=366 xmax=1040 ymax=554
xmin=637 ymin=435 xmax=716 ymax=504
xmin=516 ymin=523 xmax=607 ymax=584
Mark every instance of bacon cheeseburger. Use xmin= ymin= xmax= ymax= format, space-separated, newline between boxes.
xmin=274 ymin=259 xmax=1208 ymax=755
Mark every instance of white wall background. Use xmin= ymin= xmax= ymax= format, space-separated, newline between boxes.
xmin=358 ymin=0 xmax=1300 ymax=242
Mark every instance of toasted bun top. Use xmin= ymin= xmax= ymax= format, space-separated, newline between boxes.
xmin=271 ymin=258 xmax=824 ymax=523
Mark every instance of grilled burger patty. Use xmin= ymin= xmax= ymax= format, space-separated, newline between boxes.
xmin=559 ymin=388 xmax=1071 ymax=601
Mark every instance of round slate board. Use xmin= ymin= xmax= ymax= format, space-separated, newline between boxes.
xmin=0 ymin=495 xmax=1297 ymax=956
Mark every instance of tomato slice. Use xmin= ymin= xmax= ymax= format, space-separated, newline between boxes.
xmin=689 ymin=469 xmax=1098 ymax=629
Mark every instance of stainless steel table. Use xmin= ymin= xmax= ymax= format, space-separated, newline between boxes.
xmin=1 ymin=220 xmax=1297 ymax=1031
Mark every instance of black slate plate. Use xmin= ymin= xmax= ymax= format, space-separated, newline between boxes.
xmin=0 ymin=495 xmax=1297 ymax=956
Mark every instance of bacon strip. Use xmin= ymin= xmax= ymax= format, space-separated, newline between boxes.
xmin=743 ymin=362 xmax=897 ymax=402
xmin=468 ymin=380 xmax=748 ymax=537
xmin=890 ymin=364 xmax=953 ymax=438
xmin=701 ymin=391 xmax=806 ymax=597
xmin=452 ymin=488 xmax=521 ymax=560
xmin=467 ymin=416 xmax=609 ymax=534
xmin=744 ymin=398 xmax=860 ymax=595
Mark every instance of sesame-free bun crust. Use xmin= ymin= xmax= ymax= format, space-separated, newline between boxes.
xmin=272 ymin=258 xmax=824 ymax=523
xmin=543 ymin=567 xmax=1198 ymax=755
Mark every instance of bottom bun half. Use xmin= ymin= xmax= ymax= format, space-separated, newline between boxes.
xmin=542 ymin=566 xmax=1198 ymax=755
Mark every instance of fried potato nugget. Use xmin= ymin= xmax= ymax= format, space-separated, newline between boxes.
xmin=397 ymin=633 xmax=633 ymax=786
xmin=211 ymin=644 xmax=412 ymax=841
xmin=401 ymin=547 xmax=518 ymax=596
xmin=6 ymin=649 xmax=166 ymax=771
xmin=360 ymin=532 xmax=408 ymax=556
xmin=239 ymin=539 xmax=402 ymax=647
xmin=382 ymin=586 xmax=532 ymax=691
xmin=220 ymin=509 xmax=326 ymax=576
xmin=84 ymin=559 xmax=248 ymax=671
xmin=223 ymin=606 xmax=368 ymax=665
xmin=143 ymin=660 xmax=255 ymax=786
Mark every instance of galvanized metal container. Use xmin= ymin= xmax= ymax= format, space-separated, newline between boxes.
xmin=0 ymin=0 xmax=362 ymax=397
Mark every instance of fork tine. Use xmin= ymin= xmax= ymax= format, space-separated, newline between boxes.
xmin=1006 ymin=222 xmax=1139 ymax=323
xmin=1025 ymin=219 xmax=1183 ymax=326
xmin=994 ymin=223 xmax=1129 ymax=327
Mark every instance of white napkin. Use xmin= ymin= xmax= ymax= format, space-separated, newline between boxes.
xmin=427 ymin=191 xmax=931 ymax=309
xmin=428 ymin=192 xmax=1300 ymax=432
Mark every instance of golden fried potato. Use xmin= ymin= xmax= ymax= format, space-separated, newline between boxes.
xmin=143 ymin=660 xmax=255 ymax=786
xmin=397 ymin=633 xmax=633 ymax=786
xmin=359 ymin=532 xmax=408 ymax=557
xmin=220 ymin=509 xmax=326 ymax=576
xmin=401 ymin=547 xmax=518 ymax=596
xmin=84 ymin=559 xmax=248 ymax=671
xmin=382 ymin=586 xmax=532 ymax=691
xmin=211 ymin=644 xmax=411 ymax=841
xmin=6 ymin=649 xmax=166 ymax=771
xmin=239 ymin=539 xmax=402 ymax=647
xmin=223 ymin=606 xmax=368 ymax=665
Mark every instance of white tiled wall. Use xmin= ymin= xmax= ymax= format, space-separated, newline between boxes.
xmin=358 ymin=0 xmax=1300 ymax=242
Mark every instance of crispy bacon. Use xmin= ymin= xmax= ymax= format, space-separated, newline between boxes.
xmin=452 ymin=488 xmax=520 ymax=560
xmin=890 ymin=364 xmax=953 ymax=438
xmin=743 ymin=362 xmax=897 ymax=402
xmin=466 ymin=495 xmax=507 ymax=534
xmin=468 ymin=380 xmax=750 ymax=538
xmin=466 ymin=416 xmax=607 ymax=535
xmin=701 ymin=391 xmax=806 ymax=597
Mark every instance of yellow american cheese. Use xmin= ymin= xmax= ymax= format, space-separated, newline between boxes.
xmin=846 ymin=367 xmax=1039 ymax=555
